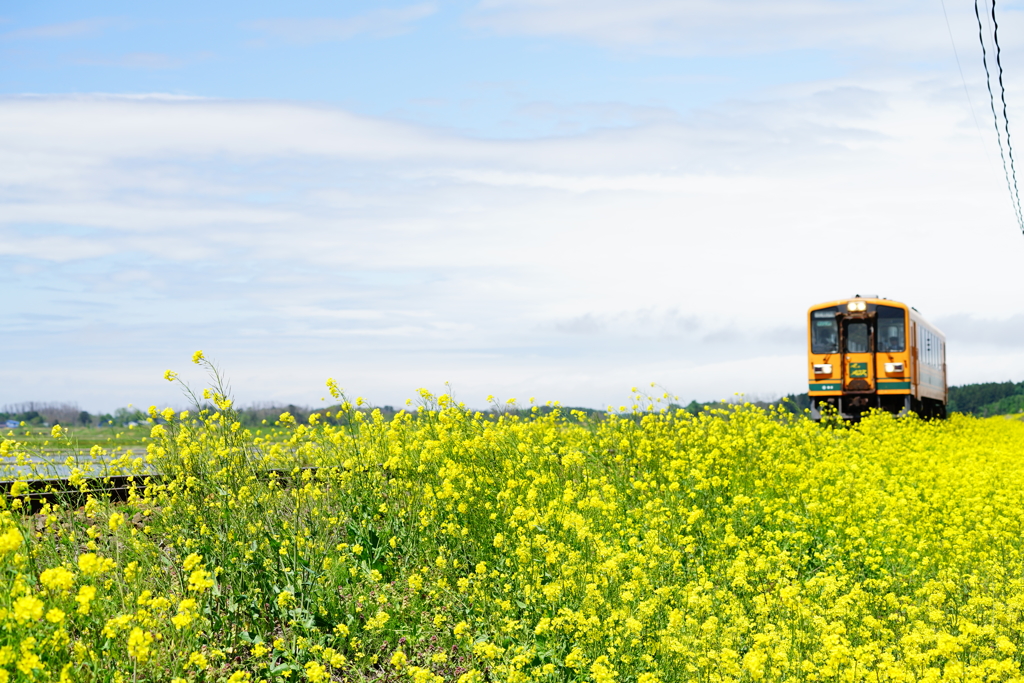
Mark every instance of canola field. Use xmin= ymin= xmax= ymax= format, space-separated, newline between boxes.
xmin=4 ymin=360 xmax=1024 ymax=683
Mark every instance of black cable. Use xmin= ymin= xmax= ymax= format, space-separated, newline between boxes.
xmin=976 ymin=0 xmax=1024 ymax=233
xmin=990 ymin=0 xmax=1024 ymax=233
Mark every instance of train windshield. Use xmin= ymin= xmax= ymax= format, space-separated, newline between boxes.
xmin=875 ymin=305 xmax=906 ymax=352
xmin=810 ymin=307 xmax=838 ymax=353
xmin=844 ymin=320 xmax=870 ymax=353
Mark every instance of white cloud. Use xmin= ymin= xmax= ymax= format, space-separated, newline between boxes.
xmin=1 ymin=74 xmax=1023 ymax=409
xmin=247 ymin=4 xmax=437 ymax=44
xmin=465 ymin=0 xmax=987 ymax=57
xmin=0 ymin=84 xmax=915 ymax=177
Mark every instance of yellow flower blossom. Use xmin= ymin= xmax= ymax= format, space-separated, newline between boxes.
xmin=102 ymin=614 xmax=133 ymax=637
xmin=187 ymin=568 xmax=214 ymax=592
xmin=304 ymin=661 xmax=328 ymax=683
xmin=12 ymin=596 xmax=44 ymax=622
xmin=75 ymin=585 xmax=96 ymax=615
xmin=126 ymin=627 xmax=154 ymax=662
xmin=0 ymin=526 xmax=23 ymax=553
xmin=171 ymin=598 xmax=198 ymax=629
xmin=40 ymin=566 xmax=75 ymax=592
xmin=78 ymin=553 xmax=115 ymax=576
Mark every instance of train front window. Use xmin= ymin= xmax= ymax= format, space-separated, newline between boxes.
xmin=875 ymin=305 xmax=905 ymax=353
xmin=811 ymin=308 xmax=838 ymax=354
xmin=844 ymin=321 xmax=870 ymax=353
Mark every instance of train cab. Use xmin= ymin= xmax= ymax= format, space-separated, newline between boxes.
xmin=808 ymin=296 xmax=946 ymax=420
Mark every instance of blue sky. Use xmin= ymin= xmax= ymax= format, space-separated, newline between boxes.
xmin=2 ymin=0 xmax=1024 ymax=411
xmin=2 ymin=2 xmax=847 ymax=136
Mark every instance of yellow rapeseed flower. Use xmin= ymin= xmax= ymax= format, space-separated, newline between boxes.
xmin=126 ymin=627 xmax=154 ymax=662
xmin=78 ymin=553 xmax=115 ymax=576
xmin=171 ymin=598 xmax=198 ymax=629
xmin=75 ymin=585 xmax=96 ymax=615
xmin=12 ymin=596 xmax=44 ymax=623
xmin=187 ymin=568 xmax=214 ymax=592
xmin=39 ymin=567 xmax=75 ymax=592
xmin=0 ymin=526 xmax=23 ymax=553
xmin=304 ymin=661 xmax=328 ymax=683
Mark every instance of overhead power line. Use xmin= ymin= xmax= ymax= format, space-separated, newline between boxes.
xmin=975 ymin=0 xmax=1024 ymax=234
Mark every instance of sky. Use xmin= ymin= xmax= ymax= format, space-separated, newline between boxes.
xmin=2 ymin=0 xmax=1024 ymax=413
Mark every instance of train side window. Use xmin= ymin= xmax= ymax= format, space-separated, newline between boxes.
xmin=845 ymin=321 xmax=870 ymax=353
xmin=811 ymin=308 xmax=839 ymax=354
xmin=876 ymin=305 xmax=905 ymax=352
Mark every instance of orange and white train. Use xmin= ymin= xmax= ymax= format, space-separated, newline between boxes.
xmin=807 ymin=296 xmax=946 ymax=420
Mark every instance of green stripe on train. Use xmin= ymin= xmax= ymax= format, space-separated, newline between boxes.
xmin=809 ymin=381 xmax=911 ymax=392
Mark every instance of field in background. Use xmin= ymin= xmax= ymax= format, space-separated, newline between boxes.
xmin=2 ymin=367 xmax=1024 ymax=682
xmin=5 ymin=426 xmax=147 ymax=450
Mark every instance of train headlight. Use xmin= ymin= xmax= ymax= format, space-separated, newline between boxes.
xmin=884 ymin=362 xmax=904 ymax=373
xmin=813 ymin=364 xmax=832 ymax=374
xmin=847 ymin=301 xmax=867 ymax=312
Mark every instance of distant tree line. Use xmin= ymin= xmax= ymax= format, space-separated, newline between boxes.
xmin=0 ymin=402 xmax=151 ymax=428
xmin=1 ymin=402 xmax=84 ymax=426
xmin=948 ymin=381 xmax=1024 ymax=416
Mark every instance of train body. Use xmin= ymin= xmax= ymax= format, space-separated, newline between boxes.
xmin=808 ymin=296 xmax=946 ymax=420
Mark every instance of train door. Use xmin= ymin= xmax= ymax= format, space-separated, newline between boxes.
xmin=842 ymin=318 xmax=874 ymax=392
